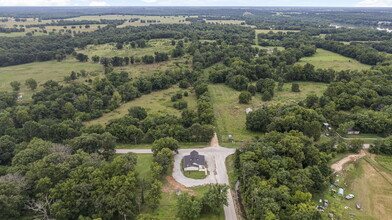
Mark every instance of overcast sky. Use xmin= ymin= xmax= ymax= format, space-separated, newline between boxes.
xmin=0 ymin=0 xmax=392 ymax=7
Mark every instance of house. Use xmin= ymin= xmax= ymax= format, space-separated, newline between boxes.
xmin=183 ymin=150 xmax=206 ymax=171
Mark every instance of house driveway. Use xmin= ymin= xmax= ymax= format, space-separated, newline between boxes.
xmin=115 ymin=138 xmax=238 ymax=220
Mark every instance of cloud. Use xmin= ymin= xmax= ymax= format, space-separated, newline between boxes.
xmin=142 ymin=0 xmax=158 ymax=3
xmin=89 ymin=1 xmax=110 ymax=6
xmin=0 ymin=0 xmax=71 ymax=6
xmin=356 ymin=0 xmax=392 ymax=7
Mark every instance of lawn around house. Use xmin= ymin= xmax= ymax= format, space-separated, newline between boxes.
xmin=298 ymin=48 xmax=371 ymax=71
xmin=184 ymin=170 xmax=207 ymax=179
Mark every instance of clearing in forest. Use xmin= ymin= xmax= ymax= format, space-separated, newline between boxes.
xmin=77 ymin=39 xmax=176 ymax=58
xmin=298 ymin=48 xmax=371 ymax=71
xmin=209 ymin=82 xmax=328 ymax=141
xmin=85 ymin=85 xmax=198 ymax=126
xmin=315 ymin=154 xmax=392 ymax=220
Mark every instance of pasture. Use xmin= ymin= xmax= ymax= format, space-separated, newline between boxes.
xmin=209 ymin=82 xmax=328 ymax=141
xmin=0 ymin=58 xmax=103 ymax=99
xmin=205 ymin=19 xmax=245 ymax=25
xmin=298 ymin=48 xmax=371 ymax=71
xmin=85 ymin=85 xmax=198 ymax=126
xmin=0 ymin=40 xmax=190 ymax=100
xmin=316 ymin=155 xmax=392 ymax=220
xmin=63 ymin=15 xmax=191 ymax=27
xmin=77 ymin=39 xmax=175 ymax=58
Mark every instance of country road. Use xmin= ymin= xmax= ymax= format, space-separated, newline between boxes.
xmin=115 ymin=134 xmax=239 ymax=220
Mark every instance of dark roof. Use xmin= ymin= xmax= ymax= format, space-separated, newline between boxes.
xmin=184 ymin=150 xmax=205 ymax=168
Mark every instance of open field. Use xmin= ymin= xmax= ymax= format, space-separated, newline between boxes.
xmin=205 ymin=19 xmax=245 ymax=25
xmin=86 ymin=85 xmax=197 ymax=126
xmin=0 ymin=41 xmax=190 ymax=99
xmin=255 ymin=29 xmax=300 ymax=34
xmin=298 ymin=48 xmax=371 ymax=71
xmin=78 ymin=39 xmax=175 ymax=57
xmin=63 ymin=15 xmax=191 ymax=27
xmin=209 ymin=82 xmax=328 ymax=141
xmin=0 ymin=57 xmax=103 ymax=99
xmin=316 ymin=154 xmax=392 ymax=220
xmin=253 ymin=45 xmax=285 ymax=51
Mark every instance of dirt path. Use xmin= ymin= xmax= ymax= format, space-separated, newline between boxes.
xmin=331 ymin=150 xmax=366 ymax=172
xmin=210 ymin=132 xmax=220 ymax=147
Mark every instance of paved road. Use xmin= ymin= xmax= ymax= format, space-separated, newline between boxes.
xmin=116 ymin=149 xmax=152 ymax=154
xmin=116 ymin=143 xmax=238 ymax=220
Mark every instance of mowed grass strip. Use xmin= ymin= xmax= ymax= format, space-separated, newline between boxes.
xmin=209 ymin=82 xmax=328 ymax=141
xmin=135 ymin=154 xmax=154 ymax=180
xmin=298 ymin=48 xmax=371 ymax=71
xmin=85 ymin=85 xmax=198 ymax=126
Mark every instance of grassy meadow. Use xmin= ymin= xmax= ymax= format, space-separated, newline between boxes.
xmin=315 ymin=155 xmax=392 ymax=220
xmin=0 ymin=58 xmax=103 ymax=99
xmin=86 ymin=85 xmax=198 ymax=126
xmin=77 ymin=39 xmax=175 ymax=57
xmin=298 ymin=48 xmax=371 ymax=71
xmin=0 ymin=39 xmax=190 ymax=99
xmin=209 ymin=82 xmax=328 ymax=141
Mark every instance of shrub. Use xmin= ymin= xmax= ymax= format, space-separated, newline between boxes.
xmin=239 ymin=92 xmax=252 ymax=104
xmin=291 ymin=83 xmax=300 ymax=92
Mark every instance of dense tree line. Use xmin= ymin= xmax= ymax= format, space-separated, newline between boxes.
xmin=325 ymin=28 xmax=392 ymax=41
xmin=234 ymin=131 xmax=331 ymax=219
xmin=0 ymin=27 xmax=25 ymax=33
xmin=25 ymin=19 xmax=126 ymax=28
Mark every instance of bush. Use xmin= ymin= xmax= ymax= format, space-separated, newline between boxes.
xmin=171 ymin=92 xmax=183 ymax=102
xmin=128 ymin=106 xmax=147 ymax=120
xmin=291 ymin=83 xmax=300 ymax=92
xmin=247 ymin=85 xmax=256 ymax=95
xmin=173 ymin=100 xmax=188 ymax=110
xmin=179 ymin=80 xmax=190 ymax=89
xmin=262 ymin=91 xmax=272 ymax=101
xmin=239 ymin=92 xmax=252 ymax=104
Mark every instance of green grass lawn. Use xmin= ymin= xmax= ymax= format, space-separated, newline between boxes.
xmin=225 ymin=154 xmax=237 ymax=188
xmin=298 ymin=48 xmax=371 ymax=71
xmin=77 ymin=39 xmax=175 ymax=58
xmin=375 ymin=154 xmax=392 ymax=174
xmin=148 ymin=180 xmax=224 ymax=219
xmin=135 ymin=154 xmax=154 ymax=180
xmin=0 ymin=57 xmax=103 ymax=99
xmin=184 ymin=170 xmax=207 ymax=179
xmin=209 ymin=82 xmax=328 ymax=141
xmin=315 ymin=155 xmax=392 ymax=220
xmin=86 ymin=85 xmax=198 ymax=126
xmin=346 ymin=133 xmax=383 ymax=139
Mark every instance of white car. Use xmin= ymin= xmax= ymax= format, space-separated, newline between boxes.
xmin=345 ymin=194 xmax=355 ymax=200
